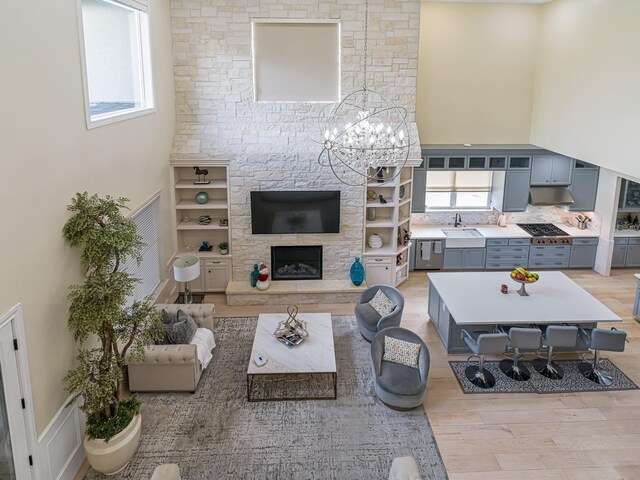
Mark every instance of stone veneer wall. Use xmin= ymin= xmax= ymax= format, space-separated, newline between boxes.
xmin=169 ymin=0 xmax=420 ymax=280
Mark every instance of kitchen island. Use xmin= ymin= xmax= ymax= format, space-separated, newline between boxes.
xmin=428 ymin=271 xmax=621 ymax=353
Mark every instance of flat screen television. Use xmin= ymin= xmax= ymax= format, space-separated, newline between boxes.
xmin=250 ymin=191 xmax=340 ymax=234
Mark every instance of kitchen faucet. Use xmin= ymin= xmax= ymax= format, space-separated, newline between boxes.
xmin=454 ymin=213 xmax=462 ymax=227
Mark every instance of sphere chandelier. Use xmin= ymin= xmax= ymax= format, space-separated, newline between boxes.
xmin=316 ymin=0 xmax=413 ymax=186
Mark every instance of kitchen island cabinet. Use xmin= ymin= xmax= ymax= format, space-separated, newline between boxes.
xmin=428 ymin=271 xmax=620 ymax=354
xmin=635 ymin=274 xmax=640 ymax=321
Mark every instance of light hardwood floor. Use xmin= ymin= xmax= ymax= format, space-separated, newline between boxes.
xmin=76 ymin=269 xmax=640 ymax=479
xmin=210 ymin=269 xmax=640 ymax=480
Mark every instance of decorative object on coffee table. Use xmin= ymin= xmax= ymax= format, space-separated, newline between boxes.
xmin=195 ymin=191 xmax=209 ymax=204
xmin=273 ymin=305 xmax=309 ymax=348
xmin=367 ymin=233 xmax=383 ymax=249
xmin=256 ymin=262 xmax=270 ymax=291
xmin=218 ymin=242 xmax=229 ymax=255
xmin=350 ymin=257 xmax=365 ymax=286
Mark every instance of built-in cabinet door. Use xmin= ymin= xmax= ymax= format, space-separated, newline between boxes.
xmin=437 ymin=299 xmax=450 ymax=346
xmin=568 ymin=169 xmax=599 ymax=212
xmin=463 ymin=249 xmax=486 ymax=270
xmin=190 ymin=266 xmax=205 ymax=292
xmin=204 ymin=260 xmax=229 ymax=291
xmin=365 ymin=258 xmax=393 ymax=285
xmin=502 ymin=170 xmax=531 ymax=212
xmin=611 ymin=245 xmax=628 ymax=268
xmin=530 ymin=156 xmax=555 ymax=185
xmin=551 ymin=156 xmax=573 ymax=185
xmin=428 ymin=283 xmax=440 ymax=326
xmin=625 ymin=245 xmax=640 ymax=267
xmin=443 ymin=249 xmax=464 ymax=270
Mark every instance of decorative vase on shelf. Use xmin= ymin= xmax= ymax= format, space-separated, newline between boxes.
xmin=367 ymin=233 xmax=383 ymax=249
xmin=195 ymin=191 xmax=209 ymax=204
xmin=350 ymin=257 xmax=365 ymax=286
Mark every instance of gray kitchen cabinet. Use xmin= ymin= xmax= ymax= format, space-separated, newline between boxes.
xmin=444 ymin=248 xmax=486 ymax=270
xmin=426 ymin=156 xmax=446 ymax=169
xmin=569 ymin=238 xmax=598 ymax=268
xmin=502 ymin=170 xmax=531 ymax=212
xmin=464 ymin=249 xmax=486 ymax=269
xmin=529 ymin=245 xmax=571 ymax=269
xmin=507 ymin=156 xmax=531 ymax=169
xmin=468 ymin=156 xmax=488 ymax=169
xmin=428 ymin=282 xmax=440 ymax=325
xmin=531 ymin=155 xmax=574 ymax=186
xmin=485 ymin=241 xmax=530 ymax=270
xmin=568 ymin=168 xmax=599 ymax=212
xmin=618 ymin=179 xmax=640 ymax=211
xmin=625 ymin=244 xmax=640 ymax=267
xmin=634 ymin=280 xmax=640 ymax=321
xmin=612 ymin=238 xmax=628 ymax=268
xmin=488 ymin=156 xmax=507 ymax=169
xmin=443 ymin=248 xmax=464 ymax=270
xmin=411 ymin=169 xmax=426 ymax=213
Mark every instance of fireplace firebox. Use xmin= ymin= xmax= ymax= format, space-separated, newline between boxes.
xmin=271 ymin=246 xmax=323 ymax=281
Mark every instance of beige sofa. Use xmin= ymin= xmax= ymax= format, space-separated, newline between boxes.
xmin=127 ymin=304 xmax=215 ymax=393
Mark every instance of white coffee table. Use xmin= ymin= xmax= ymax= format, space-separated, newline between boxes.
xmin=246 ymin=312 xmax=337 ymax=402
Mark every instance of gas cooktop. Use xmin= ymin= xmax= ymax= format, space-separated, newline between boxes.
xmin=517 ymin=223 xmax=572 ymax=244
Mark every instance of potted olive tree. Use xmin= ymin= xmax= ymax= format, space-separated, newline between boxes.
xmin=63 ymin=193 xmax=162 ymax=475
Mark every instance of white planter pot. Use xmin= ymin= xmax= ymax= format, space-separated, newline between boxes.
xmin=84 ymin=413 xmax=142 ymax=476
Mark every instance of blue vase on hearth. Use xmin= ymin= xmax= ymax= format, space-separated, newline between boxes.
xmin=350 ymin=257 xmax=365 ymax=286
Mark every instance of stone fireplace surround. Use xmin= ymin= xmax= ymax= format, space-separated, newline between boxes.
xmin=169 ymin=0 xmax=421 ymax=285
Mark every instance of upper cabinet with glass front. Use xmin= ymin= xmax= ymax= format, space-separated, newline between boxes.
xmin=619 ymin=179 xmax=640 ymax=211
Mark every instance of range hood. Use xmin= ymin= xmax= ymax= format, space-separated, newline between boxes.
xmin=529 ymin=186 xmax=575 ymax=206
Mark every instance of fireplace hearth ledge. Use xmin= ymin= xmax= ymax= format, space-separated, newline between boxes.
xmin=225 ymin=279 xmax=367 ymax=306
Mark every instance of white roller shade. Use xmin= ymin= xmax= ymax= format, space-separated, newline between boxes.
xmin=121 ymin=195 xmax=161 ymax=304
xmin=426 ymin=171 xmax=492 ymax=192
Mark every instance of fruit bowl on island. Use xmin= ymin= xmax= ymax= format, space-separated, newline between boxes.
xmin=510 ymin=268 xmax=539 ymax=296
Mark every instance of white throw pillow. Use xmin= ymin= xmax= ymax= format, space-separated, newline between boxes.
xmin=383 ymin=336 xmax=421 ymax=369
xmin=368 ymin=289 xmax=397 ymax=317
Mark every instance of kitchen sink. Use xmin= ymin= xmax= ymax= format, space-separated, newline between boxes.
xmin=441 ymin=228 xmax=486 ymax=248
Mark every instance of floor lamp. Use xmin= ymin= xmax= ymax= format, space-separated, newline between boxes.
xmin=173 ymin=256 xmax=201 ymax=304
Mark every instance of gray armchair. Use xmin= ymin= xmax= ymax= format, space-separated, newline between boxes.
xmin=371 ymin=327 xmax=430 ymax=410
xmin=355 ymin=285 xmax=404 ymax=342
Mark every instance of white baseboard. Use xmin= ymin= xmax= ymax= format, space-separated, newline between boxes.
xmin=38 ymin=397 xmax=85 ymax=480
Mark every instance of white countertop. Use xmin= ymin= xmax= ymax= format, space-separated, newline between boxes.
xmin=615 ymin=230 xmax=640 ymax=237
xmin=411 ymin=223 xmax=599 ymax=240
xmin=428 ymin=271 xmax=621 ymax=325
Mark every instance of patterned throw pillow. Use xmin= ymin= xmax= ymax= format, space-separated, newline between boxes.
xmin=383 ymin=336 xmax=421 ymax=369
xmin=368 ymin=289 xmax=397 ymax=317
xmin=163 ymin=309 xmax=198 ymax=345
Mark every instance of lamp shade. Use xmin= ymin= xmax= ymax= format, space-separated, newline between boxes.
xmin=173 ymin=256 xmax=201 ymax=282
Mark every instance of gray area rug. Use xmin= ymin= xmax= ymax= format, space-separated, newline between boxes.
xmin=87 ymin=316 xmax=447 ymax=480
xmin=450 ymin=359 xmax=638 ymax=394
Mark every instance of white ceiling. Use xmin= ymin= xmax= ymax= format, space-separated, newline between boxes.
xmin=424 ymin=1 xmax=554 ymax=4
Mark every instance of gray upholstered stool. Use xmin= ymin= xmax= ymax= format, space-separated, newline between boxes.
xmin=578 ymin=328 xmax=627 ymax=386
xmin=462 ymin=330 xmax=508 ymax=389
xmin=532 ymin=326 xmax=578 ymax=379
xmin=499 ymin=327 xmax=541 ymax=381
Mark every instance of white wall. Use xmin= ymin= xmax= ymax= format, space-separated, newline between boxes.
xmin=530 ymin=0 xmax=640 ymax=179
xmin=417 ymin=2 xmax=541 ymax=144
xmin=0 ymin=0 xmax=175 ymax=437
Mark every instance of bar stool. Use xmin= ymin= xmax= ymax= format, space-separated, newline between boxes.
xmin=532 ymin=326 xmax=578 ymax=380
xmin=461 ymin=330 xmax=508 ymax=389
xmin=578 ymin=328 xmax=627 ymax=386
xmin=499 ymin=327 xmax=541 ymax=381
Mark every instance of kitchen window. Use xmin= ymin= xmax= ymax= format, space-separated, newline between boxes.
xmin=425 ymin=171 xmax=493 ymax=210
xmin=79 ymin=0 xmax=154 ymax=128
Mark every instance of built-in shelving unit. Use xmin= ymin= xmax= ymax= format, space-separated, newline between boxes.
xmin=362 ymin=165 xmax=413 ymax=287
xmin=171 ymin=160 xmax=232 ymax=292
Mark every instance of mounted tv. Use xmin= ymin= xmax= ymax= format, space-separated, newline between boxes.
xmin=250 ymin=191 xmax=340 ymax=234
